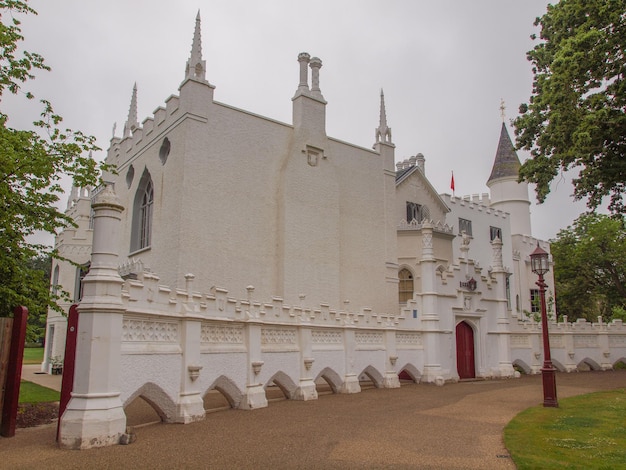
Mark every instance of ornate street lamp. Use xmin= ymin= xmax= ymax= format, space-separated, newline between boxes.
xmin=530 ymin=242 xmax=558 ymax=407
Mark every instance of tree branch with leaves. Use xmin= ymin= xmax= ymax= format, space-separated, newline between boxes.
xmin=514 ymin=0 xmax=626 ymax=213
xmin=0 ymin=0 xmax=110 ymax=321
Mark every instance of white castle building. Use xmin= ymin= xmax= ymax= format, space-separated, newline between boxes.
xmin=45 ymin=14 xmax=626 ymax=449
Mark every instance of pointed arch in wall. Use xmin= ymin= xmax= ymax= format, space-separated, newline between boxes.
xmin=398 ymin=267 xmax=414 ymax=303
xmin=359 ymin=365 xmax=384 ymax=388
xmin=123 ymin=382 xmax=176 ymax=423
xmin=577 ymin=358 xmax=601 ymax=371
xmin=552 ymin=359 xmax=566 ymax=372
xmin=398 ymin=363 xmax=421 ymax=383
xmin=456 ymin=320 xmax=476 ymax=379
xmin=130 ymin=168 xmax=154 ymax=253
xmin=204 ymin=375 xmax=243 ymax=409
xmin=314 ymin=367 xmax=343 ymax=394
xmin=265 ymin=371 xmax=298 ymax=400
xmin=51 ymin=264 xmax=60 ymax=295
xmin=613 ymin=358 xmax=626 ymax=369
xmin=512 ymin=359 xmax=531 ymax=375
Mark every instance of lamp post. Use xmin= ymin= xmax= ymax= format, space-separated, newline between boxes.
xmin=530 ymin=242 xmax=558 ymax=407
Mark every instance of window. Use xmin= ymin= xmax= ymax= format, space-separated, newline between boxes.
xmin=126 ymin=165 xmax=135 ymax=188
xmin=406 ymin=202 xmax=423 ymax=223
xmin=131 ymin=169 xmax=154 ymax=252
xmin=159 ymin=138 xmax=171 ymax=165
xmin=490 ymin=226 xmax=502 ymax=241
xmin=51 ymin=265 xmax=59 ymax=296
xmin=505 ymin=275 xmax=511 ymax=310
xmin=399 ymin=268 xmax=414 ymax=303
xmin=530 ymin=289 xmax=540 ymax=314
xmin=74 ymin=263 xmax=90 ymax=302
xmin=459 ymin=218 xmax=472 ymax=236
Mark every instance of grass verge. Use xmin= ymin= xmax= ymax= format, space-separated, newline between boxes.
xmin=19 ymin=380 xmax=60 ymax=404
xmin=22 ymin=347 xmax=44 ymax=364
xmin=504 ymin=388 xmax=626 ymax=469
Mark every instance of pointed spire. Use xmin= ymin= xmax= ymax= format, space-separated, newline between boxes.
xmin=123 ymin=82 xmax=138 ymax=138
xmin=487 ymin=122 xmax=521 ymax=184
xmin=375 ymin=89 xmax=392 ymax=145
xmin=185 ymin=11 xmax=206 ymax=81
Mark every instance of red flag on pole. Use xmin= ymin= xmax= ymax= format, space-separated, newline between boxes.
xmin=450 ymin=171 xmax=455 ymax=193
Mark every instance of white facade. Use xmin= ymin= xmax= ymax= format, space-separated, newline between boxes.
xmin=46 ymin=14 xmax=626 ymax=450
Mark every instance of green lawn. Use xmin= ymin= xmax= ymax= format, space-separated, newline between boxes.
xmin=18 ymin=380 xmax=60 ymax=404
xmin=505 ymin=389 xmax=626 ymax=469
xmin=22 ymin=347 xmax=44 ymax=364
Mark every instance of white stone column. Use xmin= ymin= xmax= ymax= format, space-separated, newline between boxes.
xmin=491 ymin=237 xmax=515 ymax=378
xmin=382 ymin=330 xmax=400 ymax=388
xmin=340 ymin=329 xmax=361 ymax=393
xmin=59 ymin=184 xmax=126 ymax=449
xmin=597 ymin=319 xmax=613 ymax=370
xmin=240 ymin=323 xmax=268 ymax=409
xmin=174 ymin=274 xmax=206 ymax=423
xmin=293 ymin=326 xmax=318 ymax=400
xmin=419 ymin=222 xmax=444 ymax=383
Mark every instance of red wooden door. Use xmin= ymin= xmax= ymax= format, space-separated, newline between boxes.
xmin=456 ymin=321 xmax=475 ymax=379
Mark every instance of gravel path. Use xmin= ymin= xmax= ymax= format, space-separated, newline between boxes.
xmin=3 ymin=369 xmax=625 ymax=469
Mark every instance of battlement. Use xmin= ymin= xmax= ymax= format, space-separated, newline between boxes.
xmin=122 ymin=269 xmax=405 ymax=329
xmin=397 ymin=219 xmax=453 ymax=234
xmin=107 ymin=93 xmax=183 ymax=168
xmin=514 ymin=234 xmax=550 ymax=251
xmin=441 ymin=193 xmax=509 ymax=219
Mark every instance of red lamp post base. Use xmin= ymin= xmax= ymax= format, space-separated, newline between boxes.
xmin=541 ymin=366 xmax=558 ymax=407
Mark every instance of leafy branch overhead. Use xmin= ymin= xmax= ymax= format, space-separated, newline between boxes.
xmin=0 ymin=0 xmax=110 ymax=324
xmin=514 ymin=0 xmax=626 ymax=213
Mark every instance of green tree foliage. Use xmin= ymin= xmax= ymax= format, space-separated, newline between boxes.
xmin=23 ymin=254 xmax=51 ymax=342
xmin=0 ymin=1 xmax=104 ymax=318
xmin=514 ymin=0 xmax=626 ymax=213
xmin=551 ymin=213 xmax=626 ymax=321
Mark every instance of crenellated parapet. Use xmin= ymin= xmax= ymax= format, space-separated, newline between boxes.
xmin=442 ymin=193 xmax=510 ymax=220
xmin=107 ymin=93 xmax=182 ymax=169
xmin=397 ymin=218 xmax=453 ymax=234
xmin=120 ymin=269 xmax=406 ymax=329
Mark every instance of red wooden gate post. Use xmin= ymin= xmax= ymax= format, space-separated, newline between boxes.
xmin=57 ymin=304 xmax=79 ymax=441
xmin=1 ymin=306 xmax=28 ymax=437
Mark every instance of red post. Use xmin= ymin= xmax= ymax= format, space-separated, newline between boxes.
xmin=57 ymin=304 xmax=79 ymax=441
xmin=538 ymin=275 xmax=558 ymax=407
xmin=1 ymin=306 xmax=28 ymax=437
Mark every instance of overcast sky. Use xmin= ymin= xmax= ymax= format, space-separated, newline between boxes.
xmin=7 ymin=0 xmax=592 ymax=243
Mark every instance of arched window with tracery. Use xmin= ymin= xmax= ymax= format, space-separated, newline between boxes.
xmin=399 ymin=268 xmax=414 ymax=303
xmin=131 ymin=169 xmax=154 ymax=252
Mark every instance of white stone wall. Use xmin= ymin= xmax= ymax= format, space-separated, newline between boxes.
xmin=103 ymin=72 xmax=395 ymax=316
xmin=43 ymin=192 xmax=93 ymax=373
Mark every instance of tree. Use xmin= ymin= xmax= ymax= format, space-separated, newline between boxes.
xmin=0 ymin=1 xmax=105 ymax=318
xmin=514 ymin=0 xmax=626 ymax=214
xmin=551 ymin=213 xmax=626 ymax=321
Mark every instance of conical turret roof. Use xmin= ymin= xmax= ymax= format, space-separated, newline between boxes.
xmin=487 ymin=123 xmax=521 ymax=185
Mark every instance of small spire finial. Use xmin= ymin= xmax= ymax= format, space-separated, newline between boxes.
xmin=375 ymin=88 xmax=392 ymax=145
xmin=123 ymin=82 xmax=138 ymax=138
xmin=500 ymin=98 xmax=506 ymax=122
xmin=185 ymin=11 xmax=206 ymax=81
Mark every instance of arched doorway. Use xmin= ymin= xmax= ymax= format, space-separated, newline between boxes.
xmin=456 ymin=321 xmax=475 ymax=379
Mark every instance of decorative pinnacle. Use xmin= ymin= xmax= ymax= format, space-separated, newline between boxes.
xmin=500 ymin=98 xmax=506 ymax=122
xmin=379 ymin=89 xmax=388 ymax=128
xmin=123 ymin=82 xmax=138 ymax=138
xmin=185 ymin=11 xmax=206 ymax=81
xmin=375 ymin=88 xmax=392 ymax=145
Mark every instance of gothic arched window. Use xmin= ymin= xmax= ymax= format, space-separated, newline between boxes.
xmin=131 ymin=169 xmax=154 ymax=252
xmin=399 ymin=268 xmax=414 ymax=303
